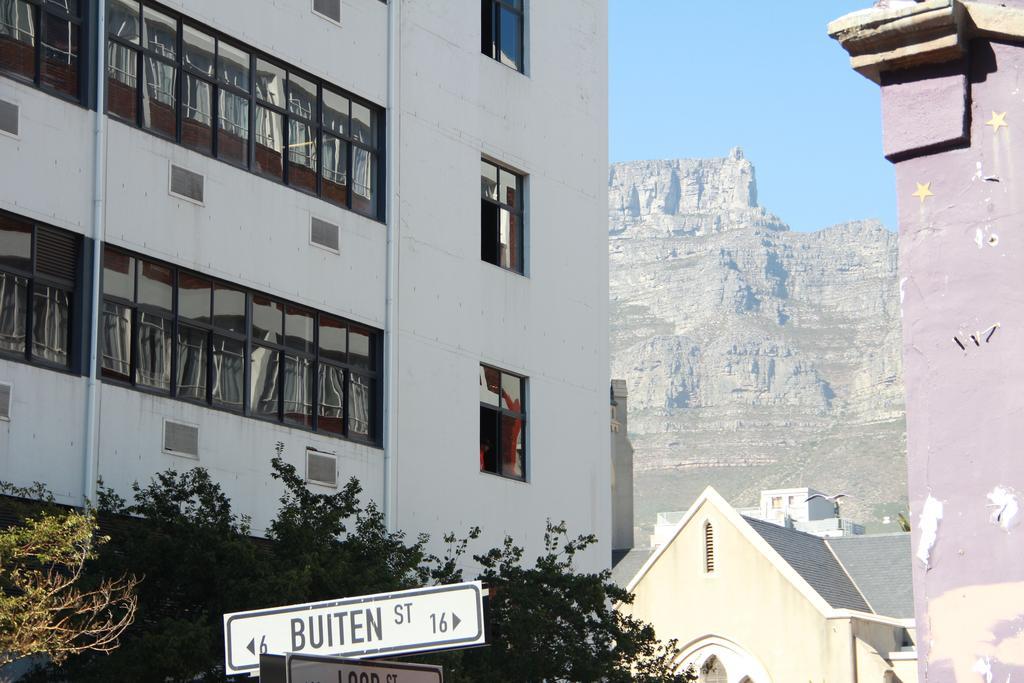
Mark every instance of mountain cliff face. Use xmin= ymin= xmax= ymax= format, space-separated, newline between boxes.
xmin=610 ymin=149 xmax=906 ymax=532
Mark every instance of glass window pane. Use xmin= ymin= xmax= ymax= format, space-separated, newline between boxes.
xmin=217 ymin=89 xmax=249 ymax=167
xmin=137 ymin=260 xmax=172 ymax=312
xmin=100 ymin=300 xmax=130 ymax=381
xmin=283 ymin=353 xmax=313 ymax=427
xmin=0 ymin=273 xmax=27 ymax=356
xmin=142 ymin=6 xmax=175 ymax=59
xmin=499 ymin=207 xmax=521 ymax=272
xmin=351 ymin=102 xmax=375 ymax=146
xmin=501 ymin=372 xmax=521 ymax=412
xmin=0 ymin=214 xmax=33 ymax=273
xmin=317 ymin=363 xmax=345 ymax=435
xmin=480 ymin=0 xmax=494 ymax=59
xmin=322 ymin=89 xmax=348 ymax=135
xmin=0 ymin=0 xmax=36 ymax=80
xmin=288 ymin=120 xmax=317 ymax=194
xmin=499 ymin=168 xmax=519 ymax=207
xmin=181 ymin=74 xmax=212 ymax=153
xmin=481 ymin=198 xmax=498 ymax=266
xmin=498 ymin=6 xmax=521 ymax=70
xmin=351 ymin=147 xmax=376 ymax=216
xmin=250 ymin=344 xmax=279 ymax=419
xmin=254 ymin=105 xmax=284 ymax=180
xmin=347 ymin=373 xmax=372 ymax=439
xmin=43 ymin=0 xmax=79 ymax=14
xmin=321 ymin=134 xmax=348 ymax=208
xmin=288 ymin=72 xmax=316 ymax=119
xmin=500 ymin=414 xmax=524 ymax=478
xmin=40 ymin=13 xmax=79 ymax=97
xmin=254 ymin=58 xmax=285 ymax=106
xmin=107 ymin=0 xmax=139 ymax=43
xmin=251 ymin=295 xmax=282 ymax=344
xmin=177 ymin=272 xmax=211 ymax=323
xmin=143 ymin=55 xmax=176 ymax=138
xmin=31 ymin=285 xmax=69 ymax=366
xmin=136 ymin=312 xmax=171 ymax=391
xmin=106 ymin=42 xmax=137 ymax=121
xmin=217 ymin=42 xmax=248 ymax=90
xmin=176 ymin=324 xmax=207 ymax=401
xmin=182 ymin=25 xmax=214 ymax=77
xmin=348 ymin=326 xmax=373 ymax=370
xmin=480 ymin=160 xmax=498 ymax=201
xmin=102 ymin=248 xmax=134 ymax=299
xmin=318 ymin=315 xmax=346 ymax=363
xmin=284 ymin=305 xmax=314 ymax=353
xmin=213 ymin=284 xmax=245 ymax=333
xmin=212 ymin=334 xmax=244 ymax=411
xmin=480 ymin=365 xmax=499 ymax=407
xmin=479 ymin=406 xmax=498 ymax=473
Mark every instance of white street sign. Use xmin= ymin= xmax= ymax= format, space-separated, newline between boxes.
xmin=223 ymin=581 xmax=485 ymax=676
xmin=285 ymin=653 xmax=443 ymax=683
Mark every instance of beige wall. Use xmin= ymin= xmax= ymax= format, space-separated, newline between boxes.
xmin=621 ymin=500 xmax=913 ymax=682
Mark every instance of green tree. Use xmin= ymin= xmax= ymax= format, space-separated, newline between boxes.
xmin=24 ymin=450 xmax=689 ymax=682
xmin=0 ymin=484 xmax=138 ymax=668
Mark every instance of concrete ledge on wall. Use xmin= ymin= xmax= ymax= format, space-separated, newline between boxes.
xmin=881 ymin=63 xmax=968 ymax=161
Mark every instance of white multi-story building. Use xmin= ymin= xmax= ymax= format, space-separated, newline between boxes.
xmin=0 ymin=0 xmax=609 ymax=571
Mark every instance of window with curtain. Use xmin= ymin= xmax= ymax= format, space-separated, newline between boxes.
xmin=0 ymin=0 xmax=82 ymax=100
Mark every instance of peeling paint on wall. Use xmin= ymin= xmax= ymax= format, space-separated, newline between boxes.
xmin=987 ymin=487 xmax=1020 ymax=531
xmin=917 ymin=495 xmax=943 ymax=567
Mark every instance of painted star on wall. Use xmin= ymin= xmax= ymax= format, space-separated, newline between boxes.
xmin=985 ymin=111 xmax=1008 ymax=133
xmin=912 ymin=182 xmax=935 ymax=203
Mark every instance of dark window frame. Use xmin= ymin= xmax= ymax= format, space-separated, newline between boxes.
xmin=104 ymin=0 xmax=386 ymax=221
xmin=480 ymin=157 xmax=525 ymax=275
xmin=481 ymin=0 xmax=524 ymax=73
xmin=479 ymin=363 xmax=527 ymax=482
xmin=0 ymin=0 xmax=86 ymax=104
xmin=100 ymin=245 xmax=381 ymax=446
xmin=0 ymin=212 xmax=81 ymax=374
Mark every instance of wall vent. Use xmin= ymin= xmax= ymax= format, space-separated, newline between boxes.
xmin=35 ymin=227 xmax=80 ymax=282
xmin=0 ymin=383 xmax=12 ymax=421
xmin=0 ymin=99 xmax=17 ymax=137
xmin=163 ymin=419 xmax=199 ymax=458
xmin=312 ymin=0 xmax=342 ymax=24
xmin=310 ymin=217 xmax=340 ymax=253
xmin=169 ymin=164 xmax=205 ymax=204
xmin=306 ymin=448 xmax=337 ymax=487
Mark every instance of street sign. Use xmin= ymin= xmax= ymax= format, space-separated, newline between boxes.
xmin=285 ymin=653 xmax=443 ymax=683
xmin=223 ymin=581 xmax=485 ymax=676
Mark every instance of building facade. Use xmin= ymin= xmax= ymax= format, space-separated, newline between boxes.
xmin=618 ymin=488 xmax=917 ymax=683
xmin=0 ymin=0 xmax=610 ymax=572
xmin=830 ymin=1 xmax=1024 ymax=679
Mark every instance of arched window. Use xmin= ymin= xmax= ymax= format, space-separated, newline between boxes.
xmin=700 ymin=655 xmax=727 ymax=683
xmin=704 ymin=521 xmax=715 ymax=573
xmin=739 ymin=677 xmax=755 ymax=683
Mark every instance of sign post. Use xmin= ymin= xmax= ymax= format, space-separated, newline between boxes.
xmin=223 ymin=581 xmax=485 ymax=677
xmin=285 ymin=653 xmax=443 ymax=683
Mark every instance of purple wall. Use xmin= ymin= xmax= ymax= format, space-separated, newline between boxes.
xmin=885 ymin=39 xmax=1024 ymax=681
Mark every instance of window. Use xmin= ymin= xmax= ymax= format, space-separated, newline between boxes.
xmin=106 ymin=1 xmax=384 ymax=219
xmin=703 ymin=522 xmax=714 ymax=573
xmin=0 ymin=0 xmax=83 ymax=101
xmin=700 ymin=656 xmax=727 ymax=683
xmin=480 ymin=159 xmax=523 ymax=274
xmin=770 ymin=496 xmax=782 ymax=510
xmin=481 ymin=0 xmax=523 ymax=72
xmin=479 ymin=364 xmax=525 ymax=480
xmin=0 ymin=212 xmax=80 ymax=370
xmin=101 ymin=246 xmax=380 ymax=443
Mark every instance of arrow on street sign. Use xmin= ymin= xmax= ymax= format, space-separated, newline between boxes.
xmin=223 ymin=581 xmax=485 ymax=676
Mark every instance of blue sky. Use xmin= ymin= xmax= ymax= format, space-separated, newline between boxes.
xmin=609 ymin=1 xmax=897 ymax=232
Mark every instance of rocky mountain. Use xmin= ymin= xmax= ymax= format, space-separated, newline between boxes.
xmin=610 ymin=149 xmax=906 ymax=536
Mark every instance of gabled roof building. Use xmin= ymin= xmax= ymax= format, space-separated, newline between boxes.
xmin=617 ymin=487 xmax=916 ymax=683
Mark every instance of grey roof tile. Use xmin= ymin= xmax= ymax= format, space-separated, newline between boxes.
xmin=826 ymin=533 xmax=914 ymax=618
xmin=610 ymin=547 xmax=654 ymax=589
xmin=743 ymin=516 xmax=872 ymax=612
